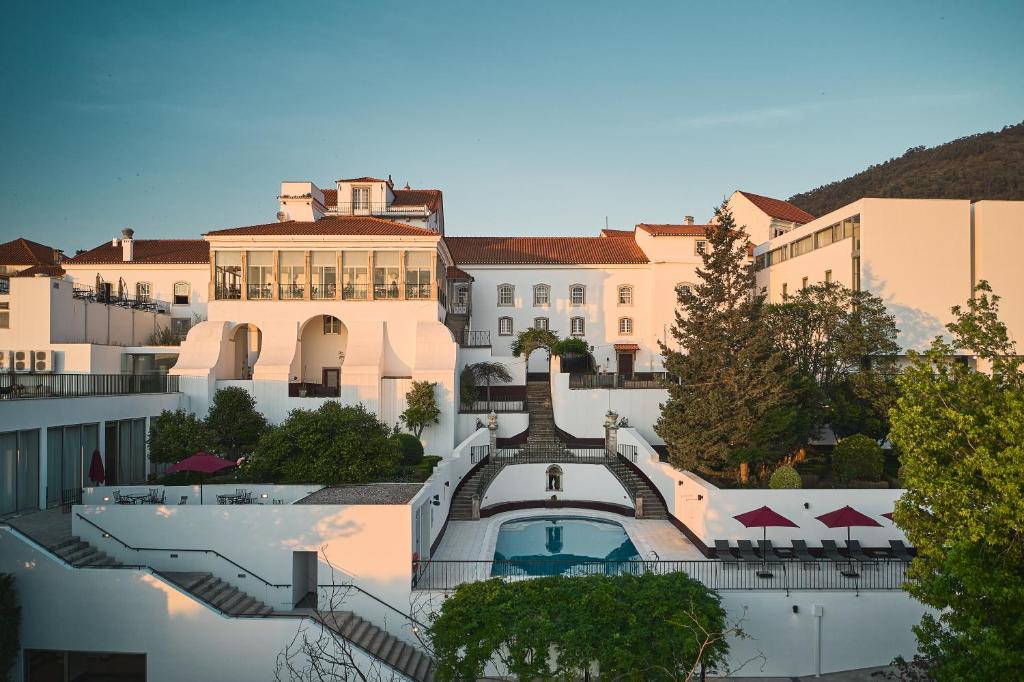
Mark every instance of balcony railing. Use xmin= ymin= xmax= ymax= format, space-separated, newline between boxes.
xmin=0 ymin=277 xmax=8 ymax=294
xmin=215 ymin=285 xmax=241 ymax=300
xmin=278 ymin=284 xmax=305 ymax=300
xmin=247 ymin=283 xmax=273 ymax=300
xmin=311 ymin=284 xmax=337 ymax=300
xmin=405 ymin=283 xmax=431 ymax=299
xmin=461 ymin=330 xmax=491 ymax=347
xmin=288 ymin=382 xmax=340 ymax=398
xmin=460 ymin=399 xmax=525 ymax=413
xmin=569 ymin=372 xmax=678 ymax=389
xmin=0 ymin=373 xmax=180 ymax=400
xmin=373 ymin=284 xmax=401 ymax=300
xmin=331 ymin=202 xmax=430 ymax=216
xmin=413 ymin=558 xmax=911 ymax=592
xmin=341 ymin=283 xmax=368 ymax=300
xmin=70 ymin=285 xmax=166 ymax=312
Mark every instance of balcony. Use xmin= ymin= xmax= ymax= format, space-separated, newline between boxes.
xmin=247 ymin=283 xmax=273 ymax=300
xmin=278 ymin=284 xmax=305 ymax=300
xmin=405 ymin=283 xmax=431 ymax=300
xmin=461 ymin=330 xmax=491 ymax=348
xmin=331 ymin=202 xmax=430 ymax=217
xmin=341 ymin=283 xmax=368 ymax=300
xmin=311 ymin=283 xmax=337 ymax=300
xmin=71 ymin=284 xmax=167 ymax=313
xmin=0 ymin=373 xmax=180 ymax=400
xmin=215 ymin=285 xmax=241 ymax=300
xmin=288 ymin=381 xmax=340 ymax=398
xmin=568 ymin=372 xmax=677 ymax=389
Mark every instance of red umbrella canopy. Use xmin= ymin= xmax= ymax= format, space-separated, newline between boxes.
xmin=88 ymin=449 xmax=105 ymax=485
xmin=167 ymin=452 xmax=235 ymax=475
xmin=734 ymin=505 xmax=800 ymax=529
xmin=881 ymin=512 xmax=894 ymax=521
xmin=816 ymin=505 xmax=883 ymax=529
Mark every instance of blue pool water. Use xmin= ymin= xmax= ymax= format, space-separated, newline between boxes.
xmin=491 ymin=516 xmax=640 ymax=577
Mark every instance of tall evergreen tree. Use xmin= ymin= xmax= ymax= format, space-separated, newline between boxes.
xmin=656 ymin=202 xmax=799 ymax=482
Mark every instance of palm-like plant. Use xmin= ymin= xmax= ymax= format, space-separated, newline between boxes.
xmin=468 ymin=361 xmax=513 ymax=411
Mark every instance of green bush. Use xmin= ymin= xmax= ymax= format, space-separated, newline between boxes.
xmin=551 ymin=337 xmax=590 ymax=356
xmin=397 ymin=433 xmax=424 ymax=466
xmin=418 ymin=455 xmax=442 ymax=478
xmin=0 ymin=573 xmax=19 ymax=682
xmin=769 ymin=464 xmax=802 ymax=489
xmin=832 ymin=434 xmax=884 ymax=483
xmin=147 ymin=409 xmax=213 ymax=465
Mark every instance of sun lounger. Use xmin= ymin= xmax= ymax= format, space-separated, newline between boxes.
xmin=790 ymin=540 xmax=819 ymax=568
xmin=845 ymin=540 xmax=878 ymax=566
xmin=821 ymin=540 xmax=859 ymax=577
xmin=889 ymin=540 xmax=914 ymax=561
xmin=713 ymin=540 xmax=739 ymax=567
xmin=736 ymin=540 xmax=762 ymax=563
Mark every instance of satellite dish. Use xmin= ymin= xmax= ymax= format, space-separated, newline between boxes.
xmin=276 ymin=210 xmax=287 ymax=222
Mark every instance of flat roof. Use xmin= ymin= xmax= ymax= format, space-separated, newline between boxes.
xmin=294 ymin=483 xmax=424 ymax=505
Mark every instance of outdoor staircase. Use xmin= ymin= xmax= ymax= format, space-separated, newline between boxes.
xmin=318 ymin=611 xmax=434 ymax=682
xmin=52 ymin=536 xmax=123 ymax=567
xmin=604 ymin=457 xmax=669 ymax=520
xmin=448 ymin=460 xmax=501 ymax=520
xmin=524 ymin=379 xmax=568 ymax=455
xmin=444 ymin=313 xmax=469 ymax=345
xmin=159 ymin=571 xmax=275 ymax=617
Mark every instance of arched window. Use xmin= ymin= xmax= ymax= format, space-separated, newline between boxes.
xmin=546 ymin=465 xmax=563 ymax=491
xmin=173 ymin=282 xmax=190 ymax=305
xmin=323 ymin=315 xmax=342 ymax=335
xmin=676 ymin=282 xmax=696 ymax=297
xmin=497 ymin=283 xmax=514 ymax=307
xmin=569 ymin=284 xmax=586 ymax=306
xmin=498 ymin=316 xmax=514 ymax=336
xmin=570 ymin=316 xmax=585 ymax=337
xmin=135 ymin=281 xmax=152 ymax=303
xmin=618 ymin=317 xmax=634 ymax=335
xmin=534 ymin=317 xmax=549 ymax=330
xmin=617 ymin=285 xmax=633 ymax=306
xmin=533 ymin=284 xmax=550 ymax=307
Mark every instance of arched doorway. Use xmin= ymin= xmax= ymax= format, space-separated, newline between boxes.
xmin=294 ymin=315 xmax=348 ymax=397
xmin=230 ymin=323 xmax=262 ymax=379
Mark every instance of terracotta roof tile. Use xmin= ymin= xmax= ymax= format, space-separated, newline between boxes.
xmin=66 ymin=240 xmax=209 ymax=265
xmin=600 ymin=228 xmax=634 ymax=238
xmin=636 ymin=224 xmax=715 ymax=237
xmin=321 ymin=188 xmax=337 ymax=207
xmin=392 ymin=188 xmax=442 ymax=211
xmin=737 ymin=191 xmax=815 ymax=224
xmin=205 ymin=215 xmax=437 ymax=238
xmin=0 ymin=237 xmax=62 ymax=266
xmin=613 ymin=343 xmax=640 ymax=351
xmin=445 ymin=236 xmax=649 ymax=265
xmin=446 ymin=265 xmax=473 ymax=280
xmin=337 ymin=176 xmax=388 ymax=183
xmin=14 ymin=264 xmax=65 ymax=277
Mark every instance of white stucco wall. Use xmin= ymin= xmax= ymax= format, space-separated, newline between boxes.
xmin=481 ymin=463 xmax=633 ymax=509
xmin=62 ymin=262 xmax=209 ymax=325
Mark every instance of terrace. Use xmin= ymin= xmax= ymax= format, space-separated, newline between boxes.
xmin=0 ymin=373 xmax=180 ymax=400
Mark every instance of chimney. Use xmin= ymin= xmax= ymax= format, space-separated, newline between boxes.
xmin=121 ymin=228 xmax=134 ymax=262
xmin=683 ymin=215 xmax=695 ymax=225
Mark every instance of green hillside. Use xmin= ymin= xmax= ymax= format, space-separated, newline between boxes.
xmin=789 ymin=122 xmax=1024 ymax=217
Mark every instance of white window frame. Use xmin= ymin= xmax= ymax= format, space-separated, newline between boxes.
xmin=497 ymin=284 xmax=514 ymax=307
xmin=570 ymin=316 xmax=585 ymax=337
xmin=569 ymin=284 xmax=586 ymax=306
xmin=323 ymin=315 xmax=342 ymax=335
xmin=695 ymin=240 xmax=707 ymax=255
xmin=534 ymin=317 xmax=549 ymax=330
xmin=0 ymin=301 xmax=9 ymax=329
xmin=498 ymin=316 xmax=514 ymax=336
xmin=532 ymin=284 xmax=550 ymax=307
xmin=172 ymin=282 xmax=190 ymax=306
xmin=617 ymin=285 xmax=633 ymax=306
xmin=352 ymin=186 xmax=370 ymax=210
xmin=135 ymin=281 xmax=151 ymax=303
xmin=618 ymin=317 xmax=634 ymax=335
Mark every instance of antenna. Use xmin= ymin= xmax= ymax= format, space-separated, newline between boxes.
xmin=605 ymin=216 xmax=609 ymax=230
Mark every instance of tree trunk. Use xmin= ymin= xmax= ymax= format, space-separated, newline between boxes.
xmin=486 ymin=379 xmax=492 ymax=411
xmin=739 ymin=461 xmax=749 ymax=484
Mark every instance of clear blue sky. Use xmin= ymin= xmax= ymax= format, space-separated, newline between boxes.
xmin=1 ymin=1 xmax=1022 ymax=252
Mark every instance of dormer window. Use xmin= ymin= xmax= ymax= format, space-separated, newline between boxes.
xmin=352 ymin=187 xmax=369 ymax=211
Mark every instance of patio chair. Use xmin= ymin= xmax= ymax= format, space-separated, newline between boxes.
xmin=821 ymin=540 xmax=859 ymax=577
xmin=272 ymin=499 xmax=284 ymax=505
xmin=736 ymin=540 xmax=762 ymax=564
xmin=712 ymin=540 xmax=739 ymax=567
xmin=178 ymin=496 xmax=188 ymax=505
xmin=889 ymin=540 xmax=914 ymax=562
xmin=845 ymin=540 xmax=878 ymax=567
xmin=790 ymin=540 xmax=821 ymax=569
xmin=759 ymin=539 xmax=788 ymax=561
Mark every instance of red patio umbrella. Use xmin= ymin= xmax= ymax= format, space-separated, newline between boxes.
xmin=88 ymin=449 xmax=105 ymax=485
xmin=816 ymin=505 xmax=882 ymax=543
xmin=881 ymin=512 xmax=894 ymax=521
xmin=734 ymin=505 xmax=800 ymax=545
xmin=167 ymin=452 xmax=235 ymax=503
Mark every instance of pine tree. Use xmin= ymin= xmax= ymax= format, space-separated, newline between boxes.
xmin=655 ymin=201 xmax=799 ymax=483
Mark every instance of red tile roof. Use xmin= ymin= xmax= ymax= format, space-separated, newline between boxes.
xmin=446 ymin=265 xmax=473 ymax=280
xmin=66 ymin=240 xmax=210 ymax=265
xmin=0 ymin=237 xmax=62 ymax=266
xmin=600 ymin=228 xmax=634 ymax=238
xmin=205 ymin=215 xmax=438 ymax=238
xmin=321 ymin=188 xmax=337 ymax=207
xmin=636 ymin=224 xmax=714 ymax=237
xmin=337 ymin=176 xmax=388 ymax=183
xmin=392 ymin=188 xmax=442 ymax=211
xmin=613 ymin=343 xmax=640 ymax=352
xmin=445 ymin=236 xmax=649 ymax=265
xmin=737 ymin=191 xmax=815 ymax=224
xmin=14 ymin=264 xmax=65 ymax=277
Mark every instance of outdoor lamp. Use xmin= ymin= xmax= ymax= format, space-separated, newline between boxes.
xmin=697 ymin=494 xmax=703 ymax=501
xmin=431 ymin=495 xmax=440 ymax=506
xmin=261 ymin=493 xmax=269 ymax=499
xmin=804 ymin=502 xmax=810 ymax=509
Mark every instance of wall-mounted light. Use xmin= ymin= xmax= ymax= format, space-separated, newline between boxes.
xmin=803 ymin=502 xmax=810 ymax=509
xmin=792 ymin=605 xmax=799 ymax=614
xmin=261 ymin=493 xmax=269 ymax=499
xmin=444 ymin=481 xmax=450 ymax=487
xmin=431 ymin=495 xmax=440 ymax=506
xmin=697 ymin=494 xmax=703 ymax=501
xmin=102 ymin=533 xmax=110 ymax=538
xmin=677 ymin=481 xmax=684 ymax=486
xmin=102 ymin=497 xmax=110 ymax=503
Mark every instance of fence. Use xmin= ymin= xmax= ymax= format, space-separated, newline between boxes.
xmin=70 ymin=284 xmax=166 ymax=312
xmin=569 ymin=372 xmax=677 ymax=389
xmin=61 ymin=487 xmax=82 ymax=514
xmin=460 ymin=400 xmax=524 ymax=413
xmin=469 ymin=445 xmax=490 ymax=464
xmin=0 ymin=373 xmax=180 ymax=400
xmin=412 ymin=558 xmax=910 ymax=593
xmin=461 ymin=330 xmax=491 ymax=347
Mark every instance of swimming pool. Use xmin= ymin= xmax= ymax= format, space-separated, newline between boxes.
xmin=491 ymin=516 xmax=641 ymax=577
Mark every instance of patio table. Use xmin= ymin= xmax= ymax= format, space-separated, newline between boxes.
xmin=119 ymin=493 xmax=152 ymax=505
xmin=216 ymin=492 xmax=252 ymax=505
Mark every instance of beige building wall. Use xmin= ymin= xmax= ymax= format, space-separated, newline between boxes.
xmin=973 ymin=200 xmax=1024 ymax=346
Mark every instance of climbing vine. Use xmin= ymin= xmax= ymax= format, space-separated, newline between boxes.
xmin=428 ymin=573 xmax=730 ymax=681
xmin=510 ymin=327 xmax=559 ymax=358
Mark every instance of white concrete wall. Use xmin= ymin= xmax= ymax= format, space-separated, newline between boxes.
xmin=456 ymin=412 xmax=528 ymax=444
xmin=81 ymin=484 xmax=321 ymax=506
xmin=481 ymin=464 xmax=633 ymax=509
xmin=1 ymin=530 xmax=385 ymax=682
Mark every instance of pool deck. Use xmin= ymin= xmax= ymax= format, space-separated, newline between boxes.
xmin=431 ymin=508 xmax=705 ymax=562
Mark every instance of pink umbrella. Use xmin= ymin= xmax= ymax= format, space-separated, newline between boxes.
xmin=734 ymin=506 xmax=799 ymax=573
xmin=88 ymin=449 xmax=105 ymax=485
xmin=881 ymin=512 xmax=894 ymax=521
xmin=816 ymin=505 xmax=882 ymax=543
xmin=168 ymin=452 xmax=235 ymax=503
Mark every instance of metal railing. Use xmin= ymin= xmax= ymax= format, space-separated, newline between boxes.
xmin=373 ymin=283 xmax=401 ymax=299
xmin=288 ymin=382 xmax=340 ymax=398
xmin=215 ymin=285 xmax=241 ymax=300
xmin=492 ymin=446 xmax=612 ymax=463
xmin=247 ymin=283 xmax=273 ymax=300
xmin=0 ymin=276 xmax=9 ymax=294
xmin=61 ymin=487 xmax=83 ymax=514
xmin=342 ymin=283 xmax=368 ymax=300
xmin=461 ymin=330 xmax=490 ymax=347
xmin=0 ymin=373 xmax=180 ymax=400
xmin=470 ymin=445 xmax=490 ymax=464
xmin=405 ymin=283 xmax=431 ymax=299
xmin=70 ymin=284 xmax=167 ymax=312
xmin=331 ymin=202 xmax=430 ymax=216
xmin=311 ymin=283 xmax=337 ymax=300
xmin=460 ymin=399 xmax=524 ymax=413
xmin=618 ymin=444 xmax=638 ymax=463
xmin=449 ymin=301 xmax=470 ymax=315
xmin=278 ymin=283 xmax=305 ymax=300
xmin=569 ymin=372 xmax=678 ymax=389
xmin=412 ymin=558 xmax=911 ymax=593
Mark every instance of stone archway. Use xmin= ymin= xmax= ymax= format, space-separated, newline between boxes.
xmin=294 ymin=314 xmax=348 ymax=395
xmin=229 ymin=323 xmax=262 ymax=379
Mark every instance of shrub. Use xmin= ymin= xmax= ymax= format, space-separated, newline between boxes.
xmin=145 ymin=325 xmax=178 ymax=346
xmin=551 ymin=337 xmax=590 ymax=356
xmin=769 ymin=464 xmax=802 ymax=489
xmin=400 ymin=381 xmax=440 ymax=437
xmin=832 ymin=434 xmax=884 ymax=483
xmin=206 ymin=386 xmax=267 ymax=458
xmin=147 ymin=409 xmax=213 ymax=465
xmin=419 ymin=455 xmax=442 ymax=478
xmin=247 ymin=402 xmax=399 ymax=484
xmin=397 ymin=433 xmax=424 ymax=466
xmin=0 ymin=573 xmax=19 ymax=681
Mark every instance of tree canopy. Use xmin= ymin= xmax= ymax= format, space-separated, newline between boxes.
xmin=147 ymin=409 xmax=213 ymax=465
xmin=400 ymin=380 xmax=440 ymax=438
xmin=429 ymin=573 xmax=730 ymax=681
xmin=889 ymin=282 xmax=1024 ymax=679
xmin=511 ymin=327 xmax=560 ymax=359
xmin=656 ymin=201 xmax=800 ymax=482
xmin=246 ymin=402 xmax=400 ymax=484
xmin=206 ymin=386 xmax=268 ymax=458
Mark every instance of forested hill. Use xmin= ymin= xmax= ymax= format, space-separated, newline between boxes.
xmin=788 ymin=122 xmax=1024 ymax=217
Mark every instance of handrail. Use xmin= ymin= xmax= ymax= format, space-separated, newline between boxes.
xmin=318 ymin=581 xmax=431 ymax=634
xmin=75 ymin=513 xmax=289 ymax=587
